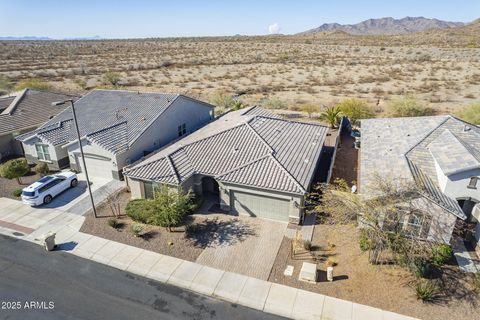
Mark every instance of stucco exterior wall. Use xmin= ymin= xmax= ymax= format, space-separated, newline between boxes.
xmin=66 ymin=140 xmax=117 ymax=179
xmin=21 ymin=136 xmax=69 ymax=170
xmin=116 ymin=96 xmax=213 ymax=170
xmin=126 ymin=177 xmax=145 ymax=199
xmin=435 ymin=161 xmax=480 ymax=202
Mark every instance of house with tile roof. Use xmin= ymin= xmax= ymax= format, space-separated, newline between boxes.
xmin=17 ymin=89 xmax=214 ymax=180
xmin=0 ymin=88 xmax=77 ymax=160
xmin=123 ymin=106 xmax=330 ymax=224
xmin=360 ymin=115 xmax=480 ymax=252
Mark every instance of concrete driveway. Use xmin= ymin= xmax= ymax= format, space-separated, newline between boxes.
xmin=41 ymin=173 xmax=111 ymax=211
xmin=194 ymin=214 xmax=287 ymax=280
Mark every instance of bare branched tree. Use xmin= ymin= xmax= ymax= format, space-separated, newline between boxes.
xmin=310 ymin=176 xmax=441 ymax=265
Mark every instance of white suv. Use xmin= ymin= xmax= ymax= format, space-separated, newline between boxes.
xmin=21 ymin=171 xmax=78 ymax=206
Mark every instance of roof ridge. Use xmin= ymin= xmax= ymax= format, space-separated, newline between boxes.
xmin=1 ymin=88 xmax=27 ymax=115
xmin=86 ymin=120 xmax=128 ymax=137
xmin=245 ymin=121 xmax=274 ymax=152
xmin=268 ymin=154 xmax=307 ymax=194
xmin=404 ymin=116 xmax=451 ymax=157
xmin=252 ymin=114 xmax=328 ymax=128
xmin=215 ymin=154 xmax=271 ymax=178
xmin=449 ymin=129 xmax=480 ymax=163
xmin=165 ymin=155 xmax=180 ymax=184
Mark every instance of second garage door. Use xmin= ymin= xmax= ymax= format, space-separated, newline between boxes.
xmin=77 ymin=155 xmax=113 ymax=180
xmin=231 ymin=191 xmax=290 ymax=222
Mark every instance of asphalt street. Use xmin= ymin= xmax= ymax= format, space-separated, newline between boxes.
xmin=0 ymin=234 xmax=285 ymax=320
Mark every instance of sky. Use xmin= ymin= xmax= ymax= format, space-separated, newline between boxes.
xmin=0 ymin=0 xmax=478 ymax=38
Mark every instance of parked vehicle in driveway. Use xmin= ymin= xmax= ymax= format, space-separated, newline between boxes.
xmin=21 ymin=171 xmax=78 ymax=206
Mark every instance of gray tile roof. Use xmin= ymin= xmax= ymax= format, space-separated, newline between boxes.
xmin=0 ymin=89 xmax=77 ymax=136
xmin=124 ymin=107 xmax=328 ymax=195
xmin=17 ymin=89 xmax=212 ymax=154
xmin=428 ymin=130 xmax=480 ymax=176
xmin=360 ymin=115 xmax=480 ymax=220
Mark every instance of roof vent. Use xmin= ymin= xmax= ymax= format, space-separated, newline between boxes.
xmin=232 ymin=147 xmax=239 ymax=153
xmin=464 ymin=125 xmax=471 ymax=132
xmin=304 ymin=158 xmax=309 ymax=163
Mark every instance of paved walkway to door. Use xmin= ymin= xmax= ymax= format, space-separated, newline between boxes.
xmin=195 ymin=214 xmax=287 ymax=280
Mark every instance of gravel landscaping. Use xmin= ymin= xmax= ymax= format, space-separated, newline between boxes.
xmin=0 ymin=170 xmax=42 ymax=200
xmin=268 ymin=224 xmax=479 ymax=320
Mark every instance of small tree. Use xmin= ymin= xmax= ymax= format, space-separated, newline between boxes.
xmin=0 ymin=158 xmax=30 ymax=184
xmin=102 ymin=72 xmax=121 ymax=87
xmin=311 ymin=176 xmax=435 ymax=265
xmin=321 ymin=106 xmax=341 ymax=128
xmin=336 ymin=98 xmax=375 ymax=126
xmin=456 ymin=103 xmax=480 ymax=125
xmin=14 ymin=78 xmax=50 ymax=91
xmin=150 ymin=185 xmax=195 ymax=232
xmin=387 ymin=95 xmax=434 ymax=117
xmin=301 ymin=104 xmax=318 ymax=118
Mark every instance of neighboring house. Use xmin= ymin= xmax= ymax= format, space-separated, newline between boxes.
xmin=0 ymin=88 xmax=76 ymax=160
xmin=360 ymin=115 xmax=480 ymax=251
xmin=123 ymin=106 xmax=330 ymax=224
xmin=17 ymin=89 xmax=215 ymax=180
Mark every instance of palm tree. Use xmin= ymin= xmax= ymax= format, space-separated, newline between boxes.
xmin=322 ymin=106 xmax=341 ymax=128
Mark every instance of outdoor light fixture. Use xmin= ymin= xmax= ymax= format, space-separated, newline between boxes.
xmin=52 ymin=99 xmax=97 ymax=218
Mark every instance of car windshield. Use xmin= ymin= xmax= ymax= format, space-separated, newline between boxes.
xmin=38 ymin=176 xmax=54 ymax=183
xmin=22 ymin=191 xmax=35 ymax=197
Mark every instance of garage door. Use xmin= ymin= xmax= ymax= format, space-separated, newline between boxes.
xmin=231 ymin=191 xmax=290 ymax=222
xmin=77 ymin=155 xmax=112 ymax=180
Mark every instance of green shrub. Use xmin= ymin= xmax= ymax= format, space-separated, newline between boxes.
xmin=261 ymin=97 xmax=287 ymax=110
xmin=34 ymin=162 xmax=49 ymax=176
xmin=415 ymin=280 xmax=437 ymax=302
xmin=14 ymin=78 xmax=50 ymax=91
xmin=210 ymin=91 xmax=235 ymax=110
xmin=0 ymin=158 xmax=30 ymax=184
xmin=455 ymin=103 xmax=480 ymax=125
xmin=0 ymin=74 xmax=12 ymax=95
xmin=108 ymin=217 xmax=119 ymax=229
xmin=303 ymin=240 xmax=312 ymax=251
xmin=431 ymin=243 xmax=453 ymax=266
xmin=102 ymin=72 xmax=121 ymax=87
xmin=387 ymin=95 xmax=434 ymax=117
xmin=336 ymin=98 xmax=375 ymax=126
xmin=125 ymin=199 xmax=156 ymax=224
xmin=12 ymin=188 xmax=22 ymax=197
xmin=358 ymin=229 xmax=371 ymax=251
xmin=129 ymin=223 xmax=143 ymax=237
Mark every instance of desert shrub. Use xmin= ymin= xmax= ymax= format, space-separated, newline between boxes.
xmin=108 ymin=217 xmax=119 ymax=229
xmin=210 ymin=91 xmax=235 ymax=109
xmin=326 ymin=257 xmax=337 ymax=267
xmin=0 ymin=74 xmax=12 ymax=95
xmin=0 ymin=158 xmax=30 ymax=184
xmin=129 ymin=223 xmax=143 ymax=237
xmin=149 ymin=185 xmax=195 ymax=232
xmin=126 ymin=199 xmax=156 ymax=224
xmin=102 ymin=72 xmax=121 ymax=87
xmin=455 ymin=103 xmax=480 ymax=125
xmin=34 ymin=162 xmax=49 ymax=176
xmin=431 ymin=243 xmax=453 ymax=266
xmin=14 ymin=78 xmax=50 ymax=91
xmin=261 ymin=97 xmax=287 ymax=110
xmin=336 ymin=98 xmax=375 ymax=126
xmin=231 ymin=100 xmax=246 ymax=111
xmin=358 ymin=229 xmax=371 ymax=251
xmin=387 ymin=95 xmax=434 ymax=117
xmin=473 ymin=273 xmax=480 ymax=291
xmin=301 ymin=104 xmax=318 ymax=118
xmin=303 ymin=240 xmax=312 ymax=251
xmin=321 ymin=106 xmax=341 ymax=128
xmin=12 ymin=188 xmax=22 ymax=197
xmin=415 ymin=280 xmax=437 ymax=302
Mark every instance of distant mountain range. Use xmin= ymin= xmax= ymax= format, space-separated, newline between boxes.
xmin=298 ymin=17 xmax=465 ymax=35
xmin=0 ymin=36 xmax=103 ymax=41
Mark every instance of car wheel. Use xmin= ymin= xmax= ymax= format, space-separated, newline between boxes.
xmin=43 ymin=195 xmax=53 ymax=204
xmin=71 ymin=179 xmax=78 ymax=187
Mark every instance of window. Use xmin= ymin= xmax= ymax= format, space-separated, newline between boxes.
xmin=39 ymin=179 xmax=60 ymax=193
xmin=468 ymin=177 xmax=478 ymax=189
xmin=35 ymin=144 xmax=51 ymax=161
xmin=177 ymin=123 xmax=186 ymax=137
xmin=144 ymin=182 xmax=160 ymax=199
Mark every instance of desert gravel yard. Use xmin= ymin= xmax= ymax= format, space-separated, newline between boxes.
xmin=194 ymin=214 xmax=287 ymax=280
xmin=268 ymin=224 xmax=480 ymax=320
